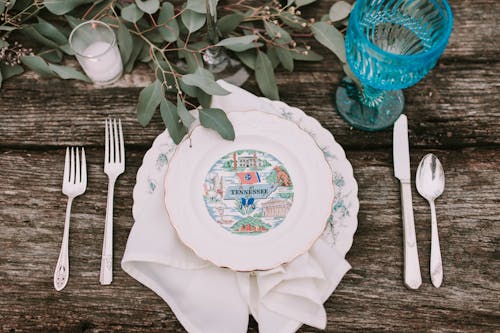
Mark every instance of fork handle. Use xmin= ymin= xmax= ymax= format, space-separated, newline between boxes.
xmin=100 ymin=179 xmax=115 ymax=285
xmin=54 ymin=198 xmax=73 ymax=291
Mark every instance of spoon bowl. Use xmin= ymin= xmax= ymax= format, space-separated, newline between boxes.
xmin=416 ymin=153 xmax=445 ymax=288
xmin=416 ymin=154 xmax=445 ymax=201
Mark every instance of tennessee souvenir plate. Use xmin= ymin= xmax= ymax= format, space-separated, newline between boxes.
xmin=164 ymin=111 xmax=334 ymax=271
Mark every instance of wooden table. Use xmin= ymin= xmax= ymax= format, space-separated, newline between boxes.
xmin=1 ymin=1 xmax=498 ymax=332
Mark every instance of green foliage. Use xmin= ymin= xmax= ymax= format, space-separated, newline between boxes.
xmin=160 ymin=97 xmax=187 ymax=144
xmin=0 ymin=0 xmax=351 ymax=143
xmin=311 ymin=22 xmax=346 ymax=63
xmin=137 ymin=80 xmax=163 ymax=126
xmin=199 ymin=108 xmax=235 ymax=141
xmin=255 ymin=51 xmax=279 ymax=100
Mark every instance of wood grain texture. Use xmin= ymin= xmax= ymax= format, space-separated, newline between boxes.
xmin=0 ymin=148 xmax=498 ymax=332
xmin=0 ymin=0 xmax=499 ymax=331
xmin=0 ymin=60 xmax=499 ymax=149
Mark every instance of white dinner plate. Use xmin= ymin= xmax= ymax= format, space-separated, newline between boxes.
xmin=164 ymin=111 xmax=335 ymax=271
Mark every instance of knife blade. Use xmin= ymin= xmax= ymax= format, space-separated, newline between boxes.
xmin=393 ymin=115 xmax=422 ymax=290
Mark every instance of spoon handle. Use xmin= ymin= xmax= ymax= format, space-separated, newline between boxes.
xmin=430 ymin=200 xmax=443 ymax=287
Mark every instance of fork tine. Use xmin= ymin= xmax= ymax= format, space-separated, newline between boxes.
xmin=105 ymin=119 xmax=109 ymax=164
xmin=109 ymin=119 xmax=115 ymax=163
xmin=64 ymin=147 xmax=70 ymax=182
xmin=81 ymin=147 xmax=87 ymax=186
xmin=113 ymin=119 xmax=119 ymax=163
xmin=76 ymin=147 xmax=81 ymax=183
xmin=119 ymin=119 xmax=124 ymax=164
xmin=70 ymin=147 xmax=75 ymax=184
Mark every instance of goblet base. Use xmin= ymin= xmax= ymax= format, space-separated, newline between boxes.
xmin=335 ymin=78 xmax=404 ymax=131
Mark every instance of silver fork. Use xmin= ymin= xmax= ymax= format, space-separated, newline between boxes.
xmin=54 ymin=147 xmax=87 ymax=291
xmin=100 ymin=119 xmax=125 ymax=285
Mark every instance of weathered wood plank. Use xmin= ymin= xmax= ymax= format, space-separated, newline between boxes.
xmin=0 ymin=147 xmax=497 ymax=332
xmin=0 ymin=61 xmax=498 ymax=150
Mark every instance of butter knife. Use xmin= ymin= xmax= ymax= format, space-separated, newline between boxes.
xmin=393 ymin=115 xmax=422 ymax=290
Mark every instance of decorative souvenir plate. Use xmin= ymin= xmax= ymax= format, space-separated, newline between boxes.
xmin=164 ymin=111 xmax=335 ymax=271
xmin=131 ymin=85 xmax=358 ymax=271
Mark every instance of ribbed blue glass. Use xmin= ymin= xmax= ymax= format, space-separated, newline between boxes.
xmin=346 ymin=0 xmax=454 ymax=90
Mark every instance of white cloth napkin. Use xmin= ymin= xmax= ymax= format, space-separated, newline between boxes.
xmin=122 ymin=81 xmax=351 ymax=333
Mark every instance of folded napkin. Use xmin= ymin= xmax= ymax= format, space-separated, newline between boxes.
xmin=122 ymin=81 xmax=351 ymax=333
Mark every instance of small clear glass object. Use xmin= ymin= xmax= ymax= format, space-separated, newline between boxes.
xmin=336 ymin=0 xmax=453 ymax=131
xmin=69 ymin=20 xmax=123 ymax=85
xmin=203 ymin=0 xmax=249 ymax=86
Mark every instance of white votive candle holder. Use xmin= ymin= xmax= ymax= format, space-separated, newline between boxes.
xmin=69 ymin=20 xmax=123 ymax=85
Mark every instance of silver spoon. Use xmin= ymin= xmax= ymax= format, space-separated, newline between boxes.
xmin=416 ymin=153 xmax=445 ymax=288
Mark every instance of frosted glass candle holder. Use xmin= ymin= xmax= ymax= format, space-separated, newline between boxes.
xmin=69 ymin=20 xmax=123 ymax=85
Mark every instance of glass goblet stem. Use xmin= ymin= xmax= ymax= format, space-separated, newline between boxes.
xmin=335 ymin=77 xmax=404 ymax=131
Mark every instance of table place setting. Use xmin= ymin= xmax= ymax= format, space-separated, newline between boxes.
xmin=6 ymin=0 xmax=497 ymax=331
xmin=122 ymin=81 xmax=359 ymax=333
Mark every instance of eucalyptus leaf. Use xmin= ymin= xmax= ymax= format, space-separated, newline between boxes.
xmin=197 ymin=88 xmax=212 ymax=108
xmin=40 ymin=48 xmax=63 ymax=63
xmin=311 ymin=22 xmax=346 ymax=63
xmin=43 ymin=0 xmax=90 ymax=15
xmin=177 ymin=39 xmax=202 ymax=73
xmin=264 ymin=21 xmax=291 ymax=43
xmin=255 ymin=51 xmax=279 ymax=100
xmin=117 ymin=22 xmax=133 ymax=64
xmin=235 ymin=49 xmax=256 ymax=70
xmin=176 ymin=95 xmax=195 ymax=127
xmin=291 ymin=48 xmax=323 ymax=61
xmin=65 ymin=15 xmax=84 ymax=29
xmin=0 ymin=2 xmax=4 ymax=13
xmin=0 ymin=40 xmax=8 ymax=49
xmin=216 ymin=35 xmax=258 ymax=52
xmin=157 ymin=2 xmax=179 ymax=42
xmin=266 ymin=47 xmax=280 ymax=69
xmin=137 ymin=80 xmax=163 ymax=126
xmin=138 ymin=43 xmax=151 ymax=62
xmin=48 ymin=63 xmax=90 ymax=82
xmin=181 ymin=67 xmax=230 ymax=96
xmin=121 ymin=3 xmax=144 ymax=23
xmin=199 ymin=108 xmax=235 ymax=141
xmin=186 ymin=0 xmax=205 ymax=13
xmin=144 ymin=29 xmax=164 ymax=43
xmin=275 ymin=47 xmax=294 ymax=72
xmin=329 ymin=1 xmax=352 ymax=22
xmin=0 ymin=63 xmax=24 ymax=80
xmin=33 ymin=18 xmax=67 ymax=45
xmin=343 ymin=62 xmax=361 ymax=88
xmin=125 ymin=36 xmax=145 ymax=73
xmin=160 ymin=97 xmax=187 ymax=144
xmin=0 ymin=26 xmax=17 ymax=31
xmin=181 ymin=9 xmax=206 ymax=33
xmin=295 ymin=0 xmax=317 ymax=7
xmin=21 ymin=26 xmax=59 ymax=49
xmin=179 ymin=80 xmax=198 ymax=97
xmin=135 ymin=0 xmax=159 ymax=14
xmin=59 ymin=43 xmax=74 ymax=55
xmin=21 ymin=55 xmax=55 ymax=77
xmin=216 ymin=13 xmax=243 ymax=35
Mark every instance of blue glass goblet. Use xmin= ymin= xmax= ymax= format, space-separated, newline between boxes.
xmin=336 ymin=0 xmax=453 ymax=131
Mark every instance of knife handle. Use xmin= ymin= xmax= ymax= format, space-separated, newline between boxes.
xmin=400 ymin=181 xmax=422 ymax=290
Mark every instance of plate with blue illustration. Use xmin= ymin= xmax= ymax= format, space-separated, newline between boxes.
xmin=164 ymin=111 xmax=334 ymax=271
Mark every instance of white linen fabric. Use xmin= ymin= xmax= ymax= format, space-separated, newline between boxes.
xmin=122 ymin=81 xmax=351 ymax=333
